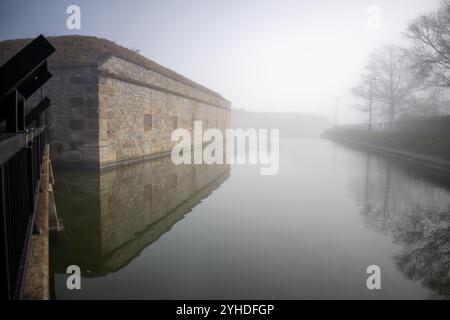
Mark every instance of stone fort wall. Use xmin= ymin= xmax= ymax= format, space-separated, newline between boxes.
xmin=97 ymin=55 xmax=230 ymax=168
xmin=0 ymin=36 xmax=231 ymax=168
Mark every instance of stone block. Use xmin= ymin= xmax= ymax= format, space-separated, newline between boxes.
xmin=70 ymin=119 xmax=85 ymax=130
xmin=70 ymin=76 xmax=84 ymax=84
xmin=86 ymin=108 xmax=98 ymax=119
xmin=69 ymin=97 xmax=84 ymax=108
xmin=65 ymin=151 xmax=81 ymax=161
xmin=86 ymin=97 xmax=97 ymax=108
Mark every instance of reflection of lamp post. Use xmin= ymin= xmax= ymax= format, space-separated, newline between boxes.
xmin=364 ymin=152 xmax=371 ymax=212
xmin=334 ymin=97 xmax=340 ymax=127
xmin=369 ymin=77 xmax=377 ymax=130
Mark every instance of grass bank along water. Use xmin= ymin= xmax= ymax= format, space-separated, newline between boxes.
xmin=322 ymin=117 xmax=450 ymax=174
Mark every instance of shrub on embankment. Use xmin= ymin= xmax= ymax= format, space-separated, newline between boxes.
xmin=322 ymin=126 xmax=450 ymax=162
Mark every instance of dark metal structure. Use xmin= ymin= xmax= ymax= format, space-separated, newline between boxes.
xmin=0 ymin=35 xmax=55 ymax=299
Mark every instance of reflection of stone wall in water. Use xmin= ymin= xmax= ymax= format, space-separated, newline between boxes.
xmin=349 ymin=154 xmax=450 ymax=297
xmin=98 ymin=158 xmax=230 ymax=270
xmin=52 ymin=157 xmax=230 ymax=275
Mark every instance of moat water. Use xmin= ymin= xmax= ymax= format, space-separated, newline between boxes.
xmin=50 ymin=139 xmax=450 ymax=299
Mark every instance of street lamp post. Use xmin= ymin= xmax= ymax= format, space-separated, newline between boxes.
xmin=334 ymin=97 xmax=340 ymax=128
xmin=369 ymin=77 xmax=376 ymax=130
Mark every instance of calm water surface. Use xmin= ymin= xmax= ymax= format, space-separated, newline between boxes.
xmin=51 ymin=139 xmax=450 ymax=299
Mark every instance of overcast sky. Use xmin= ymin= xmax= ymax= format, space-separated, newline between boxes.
xmin=0 ymin=0 xmax=442 ymax=123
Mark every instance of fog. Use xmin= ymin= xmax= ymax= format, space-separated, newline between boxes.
xmin=0 ymin=0 xmax=443 ymax=124
xmin=2 ymin=0 xmax=449 ymax=301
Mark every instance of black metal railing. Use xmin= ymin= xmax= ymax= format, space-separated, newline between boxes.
xmin=0 ymin=34 xmax=55 ymax=300
xmin=0 ymin=127 xmax=47 ymax=299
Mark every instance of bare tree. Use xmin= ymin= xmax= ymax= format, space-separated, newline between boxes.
xmin=405 ymin=87 xmax=450 ymax=118
xmin=406 ymin=0 xmax=450 ymax=87
xmin=351 ymin=45 xmax=424 ymax=122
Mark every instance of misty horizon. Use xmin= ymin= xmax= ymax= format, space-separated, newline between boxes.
xmin=1 ymin=0 xmax=450 ymax=305
xmin=0 ymin=0 xmax=445 ymax=125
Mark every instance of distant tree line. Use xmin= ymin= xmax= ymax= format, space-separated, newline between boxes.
xmin=352 ymin=0 xmax=449 ymax=122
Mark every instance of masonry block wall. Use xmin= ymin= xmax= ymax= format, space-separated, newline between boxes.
xmin=0 ymin=35 xmax=231 ymax=168
xmin=97 ymin=55 xmax=230 ymax=168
